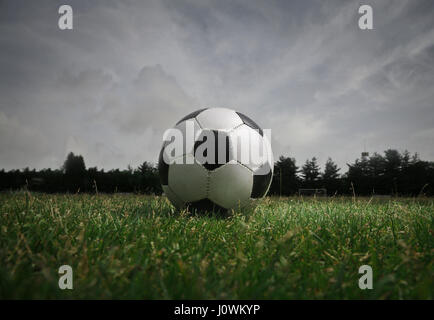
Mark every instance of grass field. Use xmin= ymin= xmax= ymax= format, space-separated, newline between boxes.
xmin=0 ymin=192 xmax=432 ymax=299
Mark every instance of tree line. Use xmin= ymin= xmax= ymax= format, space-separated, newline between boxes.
xmin=0 ymin=152 xmax=161 ymax=194
xmin=269 ymin=149 xmax=434 ymax=196
xmin=1 ymin=149 xmax=433 ymax=196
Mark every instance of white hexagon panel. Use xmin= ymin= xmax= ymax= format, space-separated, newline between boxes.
xmin=196 ymin=108 xmax=243 ymax=131
xmin=208 ymin=160 xmax=253 ymax=209
xmin=167 ymin=154 xmax=208 ymax=203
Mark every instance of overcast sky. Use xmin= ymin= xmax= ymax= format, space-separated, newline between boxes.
xmin=1 ymin=0 xmax=433 ymax=172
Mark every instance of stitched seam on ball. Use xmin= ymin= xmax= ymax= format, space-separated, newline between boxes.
xmin=195 ymin=117 xmax=204 ymax=129
xmin=228 ymin=123 xmax=244 ymax=134
xmin=205 ymin=171 xmax=211 ymax=197
xmin=235 ymin=160 xmax=254 ymax=173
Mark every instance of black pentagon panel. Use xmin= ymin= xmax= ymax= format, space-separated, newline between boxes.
xmin=176 ymin=108 xmax=208 ymax=125
xmin=158 ymin=146 xmax=169 ymax=185
xmin=251 ymin=163 xmax=273 ymax=198
xmin=194 ymin=130 xmax=230 ymax=171
xmin=186 ymin=198 xmax=228 ymax=215
xmin=236 ymin=112 xmax=263 ymax=136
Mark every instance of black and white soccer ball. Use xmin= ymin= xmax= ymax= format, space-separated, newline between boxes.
xmin=158 ymin=107 xmax=273 ymax=214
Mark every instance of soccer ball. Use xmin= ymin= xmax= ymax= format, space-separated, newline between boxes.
xmin=158 ymin=107 xmax=273 ymax=214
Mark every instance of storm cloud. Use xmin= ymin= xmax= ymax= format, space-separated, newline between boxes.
xmin=1 ymin=0 xmax=433 ymax=171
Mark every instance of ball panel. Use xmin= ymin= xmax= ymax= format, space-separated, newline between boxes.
xmin=235 ymin=111 xmax=263 ymax=136
xmin=161 ymin=118 xmax=202 ymax=166
xmin=208 ymin=161 xmax=253 ymax=209
xmin=158 ymin=146 xmax=169 ymax=185
xmin=251 ymin=162 xmax=273 ymax=198
xmin=175 ymin=108 xmax=208 ymax=125
xmin=263 ymin=134 xmax=274 ymax=168
xmin=168 ymin=154 xmax=208 ymax=202
xmin=176 ymin=118 xmax=202 ymax=157
xmin=196 ymin=108 xmax=243 ymax=131
xmin=162 ymin=185 xmax=185 ymax=209
xmin=194 ymin=130 xmax=234 ymax=171
xmin=228 ymin=124 xmax=267 ymax=172
xmin=185 ymin=198 xmax=227 ymax=215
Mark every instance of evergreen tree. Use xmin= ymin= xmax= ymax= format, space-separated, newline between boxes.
xmin=384 ymin=149 xmax=402 ymax=174
xmin=322 ymin=157 xmax=340 ymax=180
xmin=401 ymin=150 xmax=411 ymax=168
xmin=270 ymin=156 xmax=299 ymax=195
xmin=63 ymin=152 xmax=86 ymax=175
xmin=368 ymin=152 xmax=385 ymax=177
xmin=138 ymin=161 xmax=161 ymax=194
xmin=62 ymin=152 xmax=86 ymax=192
xmin=301 ymin=157 xmax=320 ymax=182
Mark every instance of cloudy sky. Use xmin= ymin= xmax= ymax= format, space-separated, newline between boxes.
xmin=1 ymin=0 xmax=433 ymax=172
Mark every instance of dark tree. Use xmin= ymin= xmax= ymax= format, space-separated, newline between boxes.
xmin=384 ymin=149 xmax=402 ymax=174
xmin=62 ymin=152 xmax=86 ymax=192
xmin=402 ymin=154 xmax=434 ymax=196
xmin=137 ymin=161 xmax=161 ymax=193
xmin=270 ymin=156 xmax=300 ymax=196
xmin=368 ymin=152 xmax=385 ymax=177
xmin=401 ymin=150 xmax=411 ymax=169
xmin=346 ymin=155 xmax=371 ymax=194
xmin=138 ymin=161 xmax=154 ymax=175
xmin=322 ymin=157 xmax=340 ymax=180
xmin=321 ymin=158 xmax=342 ymax=195
xmin=301 ymin=157 xmax=320 ymax=183
xmin=63 ymin=152 xmax=86 ymax=175
xmin=383 ymin=149 xmax=402 ymax=195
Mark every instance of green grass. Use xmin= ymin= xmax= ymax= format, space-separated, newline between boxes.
xmin=0 ymin=192 xmax=432 ymax=299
